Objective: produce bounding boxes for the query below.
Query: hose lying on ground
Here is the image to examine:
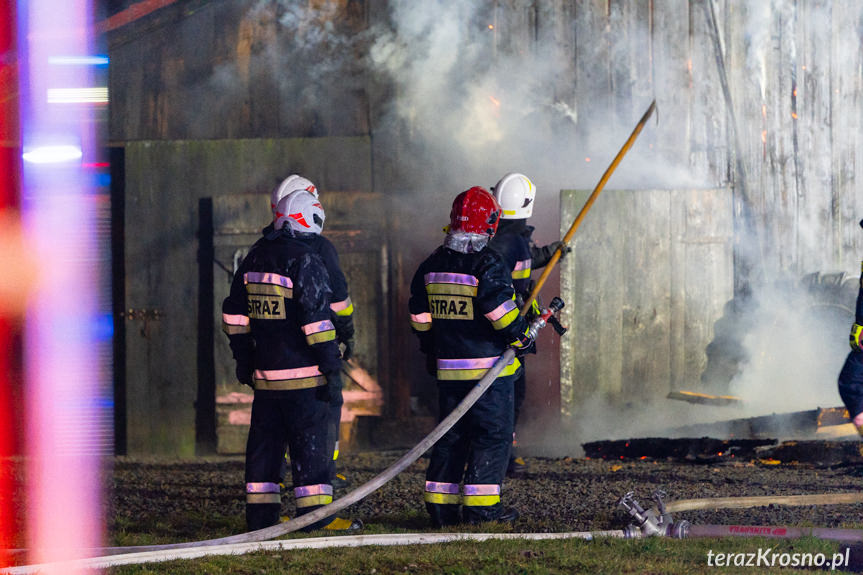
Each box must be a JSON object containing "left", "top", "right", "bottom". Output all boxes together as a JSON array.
[
  {"left": 667, "top": 492, "right": 863, "bottom": 513},
  {"left": 0, "top": 530, "right": 628, "bottom": 574}
]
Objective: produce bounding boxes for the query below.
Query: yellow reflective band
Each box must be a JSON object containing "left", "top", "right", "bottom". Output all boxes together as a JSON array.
[
  {"left": 246, "top": 493, "right": 281, "bottom": 504},
  {"left": 490, "top": 307, "right": 519, "bottom": 330},
  {"left": 437, "top": 357, "right": 520, "bottom": 381},
  {"left": 462, "top": 494, "right": 501, "bottom": 507},
  {"left": 254, "top": 376, "right": 326, "bottom": 390},
  {"left": 306, "top": 330, "right": 336, "bottom": 345},
  {"left": 851, "top": 323, "right": 863, "bottom": 351},
  {"left": 424, "top": 492, "right": 461, "bottom": 504},
  {"left": 222, "top": 323, "right": 251, "bottom": 335},
  {"left": 334, "top": 302, "right": 354, "bottom": 316},
  {"left": 511, "top": 268, "right": 531, "bottom": 280},
  {"left": 410, "top": 320, "right": 432, "bottom": 332},
  {"left": 426, "top": 283, "right": 478, "bottom": 297},
  {"left": 502, "top": 209, "right": 517, "bottom": 216},
  {"left": 247, "top": 283, "right": 293, "bottom": 299},
  {"left": 296, "top": 494, "right": 333, "bottom": 508}
]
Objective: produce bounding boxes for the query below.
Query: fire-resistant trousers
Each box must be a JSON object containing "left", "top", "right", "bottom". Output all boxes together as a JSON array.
[
  {"left": 424, "top": 372, "right": 516, "bottom": 526},
  {"left": 839, "top": 350, "right": 863, "bottom": 419},
  {"left": 244, "top": 387, "right": 331, "bottom": 531}
]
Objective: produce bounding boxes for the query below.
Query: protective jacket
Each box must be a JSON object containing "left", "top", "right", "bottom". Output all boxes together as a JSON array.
[
  {"left": 409, "top": 244, "right": 530, "bottom": 380},
  {"left": 222, "top": 231, "right": 341, "bottom": 390},
  {"left": 262, "top": 223, "right": 355, "bottom": 344},
  {"left": 409, "top": 240, "right": 530, "bottom": 526},
  {"left": 838, "top": 261, "right": 863, "bottom": 417},
  {"left": 490, "top": 219, "right": 557, "bottom": 300}
]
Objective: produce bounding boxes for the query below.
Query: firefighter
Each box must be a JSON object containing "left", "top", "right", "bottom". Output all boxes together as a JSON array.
[
  {"left": 409, "top": 186, "right": 533, "bottom": 527},
  {"left": 489, "top": 173, "right": 566, "bottom": 477},
  {"left": 838, "top": 220, "right": 863, "bottom": 435},
  {"left": 269, "top": 175, "right": 356, "bottom": 490},
  {"left": 222, "top": 190, "right": 361, "bottom": 532}
]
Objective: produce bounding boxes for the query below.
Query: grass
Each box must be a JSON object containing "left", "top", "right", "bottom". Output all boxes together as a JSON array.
[{"left": 106, "top": 535, "right": 858, "bottom": 574}]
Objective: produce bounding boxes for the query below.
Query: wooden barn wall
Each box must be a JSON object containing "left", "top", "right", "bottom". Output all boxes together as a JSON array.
[
  {"left": 107, "top": 0, "right": 863, "bottom": 451},
  {"left": 123, "top": 137, "right": 372, "bottom": 455}
]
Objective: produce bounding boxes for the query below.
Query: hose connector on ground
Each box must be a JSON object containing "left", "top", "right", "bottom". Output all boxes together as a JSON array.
[{"left": 618, "top": 491, "right": 689, "bottom": 539}]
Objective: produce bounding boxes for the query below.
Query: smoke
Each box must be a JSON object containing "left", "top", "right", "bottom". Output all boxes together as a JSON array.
[{"left": 213, "top": 1, "right": 857, "bottom": 451}]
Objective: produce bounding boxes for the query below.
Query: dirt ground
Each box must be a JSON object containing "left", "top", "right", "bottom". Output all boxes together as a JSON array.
[{"left": 108, "top": 448, "right": 863, "bottom": 543}]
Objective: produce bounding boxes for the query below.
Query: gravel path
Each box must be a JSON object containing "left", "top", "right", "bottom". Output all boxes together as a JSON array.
[{"left": 108, "top": 450, "right": 863, "bottom": 541}]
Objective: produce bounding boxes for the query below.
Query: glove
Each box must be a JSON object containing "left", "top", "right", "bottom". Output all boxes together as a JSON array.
[
  {"left": 340, "top": 337, "right": 356, "bottom": 361},
  {"left": 317, "top": 371, "right": 343, "bottom": 403},
  {"left": 235, "top": 363, "right": 254, "bottom": 387},
  {"left": 549, "top": 241, "right": 571, "bottom": 260},
  {"left": 510, "top": 330, "right": 535, "bottom": 357},
  {"left": 850, "top": 323, "right": 862, "bottom": 352}
]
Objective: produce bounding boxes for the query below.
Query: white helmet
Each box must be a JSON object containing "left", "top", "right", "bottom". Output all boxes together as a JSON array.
[
  {"left": 270, "top": 174, "right": 318, "bottom": 216},
  {"left": 492, "top": 173, "right": 536, "bottom": 219},
  {"left": 274, "top": 190, "right": 325, "bottom": 235}
]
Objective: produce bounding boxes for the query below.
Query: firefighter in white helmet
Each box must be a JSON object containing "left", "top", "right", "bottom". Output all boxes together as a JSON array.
[
  {"left": 222, "top": 190, "right": 361, "bottom": 532},
  {"left": 268, "top": 175, "right": 356, "bottom": 491},
  {"left": 489, "top": 173, "right": 567, "bottom": 477}
]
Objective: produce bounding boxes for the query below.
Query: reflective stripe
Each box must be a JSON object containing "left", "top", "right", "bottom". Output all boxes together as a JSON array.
[
  {"left": 222, "top": 323, "right": 251, "bottom": 335},
  {"left": 245, "top": 272, "right": 293, "bottom": 298},
  {"left": 246, "top": 482, "right": 281, "bottom": 505},
  {"left": 425, "top": 481, "right": 460, "bottom": 494},
  {"left": 245, "top": 271, "right": 293, "bottom": 288},
  {"left": 246, "top": 482, "right": 281, "bottom": 493},
  {"left": 485, "top": 300, "right": 519, "bottom": 330},
  {"left": 330, "top": 297, "right": 354, "bottom": 316},
  {"left": 509, "top": 326, "right": 532, "bottom": 349},
  {"left": 424, "top": 492, "right": 461, "bottom": 504},
  {"left": 254, "top": 366, "right": 326, "bottom": 390},
  {"left": 333, "top": 440, "right": 339, "bottom": 461},
  {"left": 302, "top": 320, "right": 336, "bottom": 345},
  {"left": 426, "top": 283, "right": 477, "bottom": 297},
  {"left": 512, "top": 259, "right": 531, "bottom": 280},
  {"left": 294, "top": 484, "right": 333, "bottom": 498},
  {"left": 410, "top": 312, "right": 433, "bottom": 332},
  {"left": 223, "top": 313, "right": 250, "bottom": 326},
  {"left": 246, "top": 492, "right": 281, "bottom": 504},
  {"left": 462, "top": 494, "right": 501, "bottom": 506},
  {"left": 303, "top": 320, "right": 335, "bottom": 335},
  {"left": 463, "top": 484, "right": 500, "bottom": 496},
  {"left": 296, "top": 494, "right": 333, "bottom": 508},
  {"left": 424, "top": 272, "right": 478, "bottom": 287},
  {"left": 436, "top": 356, "right": 520, "bottom": 381}
]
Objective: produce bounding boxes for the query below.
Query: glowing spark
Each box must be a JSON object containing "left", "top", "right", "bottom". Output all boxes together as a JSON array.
[
  {"left": 762, "top": 105, "right": 767, "bottom": 117},
  {"left": 687, "top": 59, "right": 692, "bottom": 72},
  {"left": 585, "top": 157, "right": 591, "bottom": 162},
  {"left": 488, "top": 95, "right": 500, "bottom": 107},
  {"left": 761, "top": 130, "right": 767, "bottom": 143},
  {"left": 791, "top": 112, "right": 798, "bottom": 119},
  {"left": 22, "top": 145, "right": 83, "bottom": 164},
  {"left": 488, "top": 24, "right": 494, "bottom": 30}
]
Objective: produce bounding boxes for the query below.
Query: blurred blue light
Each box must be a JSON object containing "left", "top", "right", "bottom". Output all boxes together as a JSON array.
[{"left": 48, "top": 55, "right": 109, "bottom": 66}]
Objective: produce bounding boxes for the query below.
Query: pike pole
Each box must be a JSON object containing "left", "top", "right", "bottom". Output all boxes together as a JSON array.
[{"left": 519, "top": 100, "right": 657, "bottom": 316}]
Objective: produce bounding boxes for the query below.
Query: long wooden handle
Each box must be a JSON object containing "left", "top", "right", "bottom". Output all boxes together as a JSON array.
[{"left": 519, "top": 100, "right": 657, "bottom": 315}]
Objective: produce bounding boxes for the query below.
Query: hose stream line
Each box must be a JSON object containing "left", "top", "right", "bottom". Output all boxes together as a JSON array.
[
  {"left": 1, "top": 530, "right": 629, "bottom": 574},
  {"left": 94, "top": 348, "right": 519, "bottom": 555},
  {"left": 666, "top": 492, "right": 863, "bottom": 513},
  {"left": 519, "top": 99, "right": 656, "bottom": 316}
]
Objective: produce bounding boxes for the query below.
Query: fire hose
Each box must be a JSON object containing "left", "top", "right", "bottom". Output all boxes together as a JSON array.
[
  {"left": 7, "top": 489, "right": 863, "bottom": 573},
  {"left": 3, "top": 102, "right": 656, "bottom": 570}
]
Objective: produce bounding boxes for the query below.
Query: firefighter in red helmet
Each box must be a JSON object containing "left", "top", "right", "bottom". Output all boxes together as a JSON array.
[{"left": 409, "top": 186, "right": 533, "bottom": 527}]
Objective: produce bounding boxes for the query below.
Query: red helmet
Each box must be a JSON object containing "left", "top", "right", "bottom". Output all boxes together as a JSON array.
[{"left": 449, "top": 186, "right": 501, "bottom": 236}]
